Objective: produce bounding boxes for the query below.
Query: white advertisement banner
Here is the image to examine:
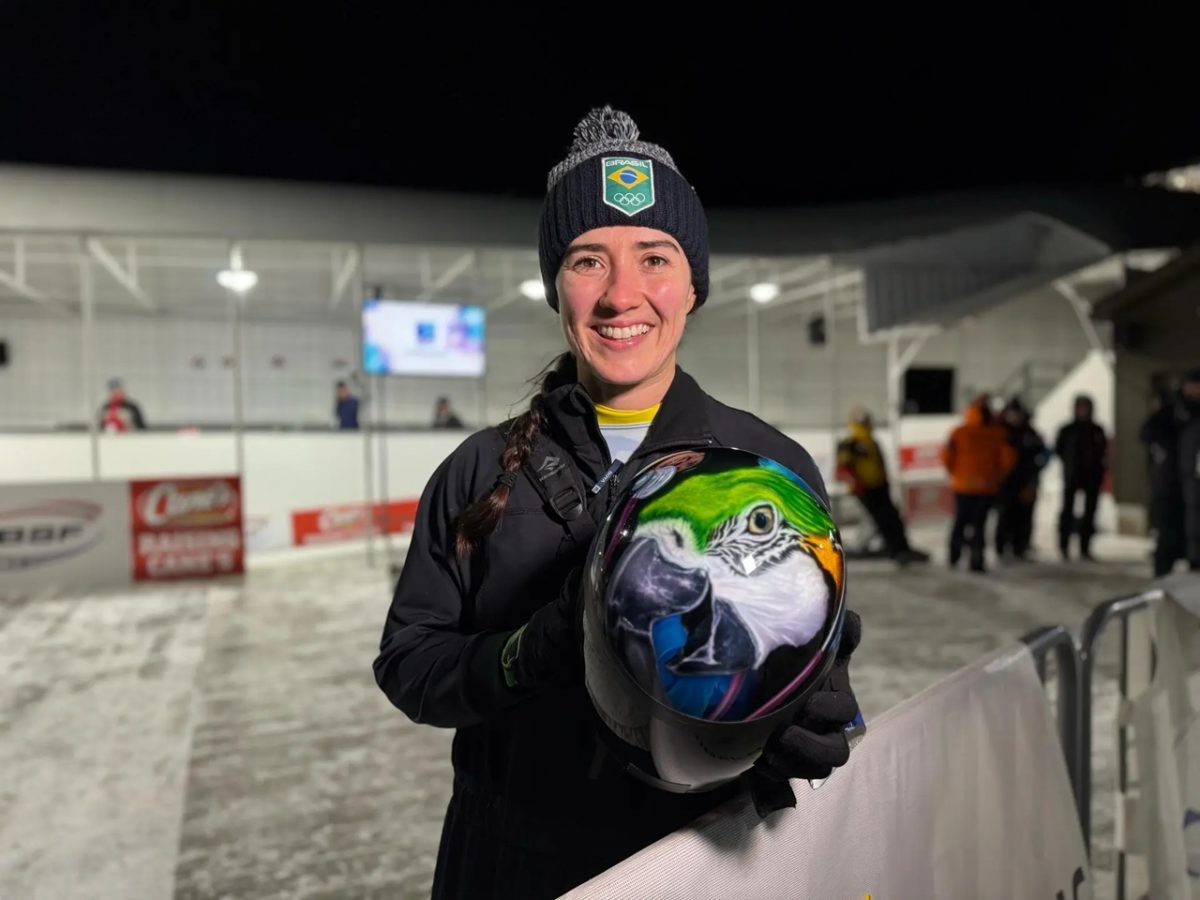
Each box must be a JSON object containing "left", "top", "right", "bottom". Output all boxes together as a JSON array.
[
  {"left": 0, "top": 481, "right": 132, "bottom": 594},
  {"left": 566, "top": 645, "right": 1090, "bottom": 900}
]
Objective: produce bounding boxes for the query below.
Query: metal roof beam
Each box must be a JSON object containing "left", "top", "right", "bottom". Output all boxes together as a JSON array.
[
  {"left": 86, "top": 237, "right": 157, "bottom": 310},
  {"left": 329, "top": 246, "right": 359, "bottom": 309}
]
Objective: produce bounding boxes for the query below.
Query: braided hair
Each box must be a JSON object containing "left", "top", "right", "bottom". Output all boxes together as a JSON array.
[{"left": 454, "top": 351, "right": 578, "bottom": 559}]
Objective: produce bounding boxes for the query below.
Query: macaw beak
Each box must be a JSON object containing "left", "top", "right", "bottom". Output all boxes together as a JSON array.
[
  {"left": 609, "top": 536, "right": 710, "bottom": 633},
  {"left": 608, "top": 536, "right": 757, "bottom": 676}
]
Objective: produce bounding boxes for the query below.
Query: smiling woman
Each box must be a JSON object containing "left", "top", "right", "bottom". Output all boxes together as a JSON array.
[
  {"left": 558, "top": 227, "right": 696, "bottom": 409},
  {"left": 373, "top": 106, "right": 863, "bottom": 900}
]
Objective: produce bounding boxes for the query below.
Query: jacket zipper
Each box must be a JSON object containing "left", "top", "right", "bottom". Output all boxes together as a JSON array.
[{"left": 607, "top": 435, "right": 716, "bottom": 507}]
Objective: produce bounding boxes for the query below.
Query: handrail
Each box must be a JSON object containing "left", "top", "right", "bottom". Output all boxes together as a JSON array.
[
  {"left": 1021, "top": 624, "right": 1084, "bottom": 827},
  {"left": 1077, "top": 588, "right": 1166, "bottom": 899}
]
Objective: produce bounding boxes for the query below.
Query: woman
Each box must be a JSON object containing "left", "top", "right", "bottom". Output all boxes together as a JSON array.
[{"left": 374, "top": 106, "right": 863, "bottom": 899}]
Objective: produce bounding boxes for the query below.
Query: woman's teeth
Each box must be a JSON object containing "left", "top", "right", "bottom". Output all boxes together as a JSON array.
[{"left": 597, "top": 324, "right": 650, "bottom": 340}]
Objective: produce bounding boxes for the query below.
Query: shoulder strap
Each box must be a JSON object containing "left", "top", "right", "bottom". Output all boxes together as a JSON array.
[{"left": 523, "top": 434, "right": 595, "bottom": 548}]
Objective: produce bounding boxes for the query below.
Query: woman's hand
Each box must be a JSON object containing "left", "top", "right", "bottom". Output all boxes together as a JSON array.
[
  {"left": 748, "top": 610, "right": 863, "bottom": 816},
  {"left": 501, "top": 567, "right": 585, "bottom": 690}
]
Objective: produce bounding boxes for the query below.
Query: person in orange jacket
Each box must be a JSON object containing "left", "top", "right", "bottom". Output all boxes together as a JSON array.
[{"left": 941, "top": 396, "right": 1017, "bottom": 572}]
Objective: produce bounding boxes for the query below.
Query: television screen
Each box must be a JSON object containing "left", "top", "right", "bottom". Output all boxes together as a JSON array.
[{"left": 362, "top": 300, "right": 486, "bottom": 377}]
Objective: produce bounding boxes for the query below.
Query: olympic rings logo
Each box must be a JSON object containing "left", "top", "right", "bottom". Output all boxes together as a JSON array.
[{"left": 612, "top": 192, "right": 648, "bottom": 206}]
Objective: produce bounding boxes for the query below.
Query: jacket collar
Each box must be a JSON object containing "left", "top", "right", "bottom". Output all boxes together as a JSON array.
[{"left": 541, "top": 365, "right": 714, "bottom": 471}]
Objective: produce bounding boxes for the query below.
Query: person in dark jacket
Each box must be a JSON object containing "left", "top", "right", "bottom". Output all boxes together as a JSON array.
[
  {"left": 432, "top": 396, "right": 465, "bottom": 429},
  {"left": 836, "top": 406, "right": 928, "bottom": 564},
  {"left": 1054, "top": 394, "right": 1108, "bottom": 561},
  {"left": 334, "top": 381, "right": 359, "bottom": 430},
  {"left": 994, "top": 397, "right": 1048, "bottom": 560},
  {"left": 1180, "top": 367, "right": 1200, "bottom": 571},
  {"left": 1139, "top": 389, "right": 1185, "bottom": 576},
  {"left": 372, "top": 107, "right": 863, "bottom": 900}
]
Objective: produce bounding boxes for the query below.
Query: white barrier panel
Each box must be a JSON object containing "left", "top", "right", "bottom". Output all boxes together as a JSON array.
[
  {"left": 0, "top": 477, "right": 245, "bottom": 593},
  {"left": 1126, "top": 574, "right": 1200, "bottom": 899},
  {"left": 565, "top": 645, "right": 1090, "bottom": 900},
  {"left": 0, "top": 427, "right": 953, "bottom": 553},
  {"left": 0, "top": 481, "right": 132, "bottom": 592},
  {"left": 0, "top": 433, "right": 466, "bottom": 553}
]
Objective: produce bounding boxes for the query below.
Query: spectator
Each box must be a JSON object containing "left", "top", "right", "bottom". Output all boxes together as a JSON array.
[
  {"left": 1140, "top": 388, "right": 1185, "bottom": 575},
  {"left": 1179, "top": 367, "right": 1200, "bottom": 571},
  {"left": 98, "top": 378, "right": 146, "bottom": 432},
  {"left": 994, "top": 397, "right": 1048, "bottom": 561},
  {"left": 432, "top": 396, "right": 464, "bottom": 429},
  {"left": 335, "top": 381, "right": 360, "bottom": 430},
  {"left": 942, "top": 395, "right": 1015, "bottom": 573},
  {"left": 836, "top": 406, "right": 929, "bottom": 565},
  {"left": 1054, "top": 394, "right": 1107, "bottom": 561}
]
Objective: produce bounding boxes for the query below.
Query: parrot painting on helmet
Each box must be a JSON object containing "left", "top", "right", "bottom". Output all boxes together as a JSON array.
[{"left": 602, "top": 454, "right": 845, "bottom": 723}]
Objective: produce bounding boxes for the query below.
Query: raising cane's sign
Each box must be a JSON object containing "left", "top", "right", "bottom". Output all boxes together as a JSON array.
[{"left": 129, "top": 477, "right": 244, "bottom": 580}]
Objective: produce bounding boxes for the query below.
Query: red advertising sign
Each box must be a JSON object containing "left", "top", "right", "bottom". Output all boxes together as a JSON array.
[
  {"left": 129, "top": 477, "right": 243, "bottom": 580},
  {"left": 291, "top": 499, "right": 418, "bottom": 546},
  {"left": 899, "top": 443, "right": 945, "bottom": 472},
  {"left": 903, "top": 482, "right": 956, "bottom": 520}
]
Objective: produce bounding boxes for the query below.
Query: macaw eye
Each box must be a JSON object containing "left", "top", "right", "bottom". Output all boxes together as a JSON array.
[{"left": 747, "top": 504, "right": 775, "bottom": 535}]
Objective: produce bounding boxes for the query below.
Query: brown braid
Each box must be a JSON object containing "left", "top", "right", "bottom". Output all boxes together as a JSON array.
[{"left": 455, "top": 352, "right": 578, "bottom": 559}]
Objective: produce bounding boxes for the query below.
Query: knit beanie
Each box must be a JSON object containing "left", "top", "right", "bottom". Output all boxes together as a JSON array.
[{"left": 537, "top": 106, "right": 709, "bottom": 312}]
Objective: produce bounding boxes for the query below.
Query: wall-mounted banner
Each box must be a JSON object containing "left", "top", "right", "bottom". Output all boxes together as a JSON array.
[
  {"left": 899, "top": 442, "right": 945, "bottom": 471},
  {"left": 904, "top": 482, "right": 956, "bottom": 519},
  {"left": 291, "top": 499, "right": 417, "bottom": 546},
  {"left": 129, "top": 476, "right": 243, "bottom": 581}
]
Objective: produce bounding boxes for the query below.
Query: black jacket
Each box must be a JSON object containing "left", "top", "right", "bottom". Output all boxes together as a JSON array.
[
  {"left": 1181, "top": 406, "right": 1200, "bottom": 564},
  {"left": 1139, "top": 405, "right": 1182, "bottom": 503},
  {"left": 373, "top": 368, "right": 828, "bottom": 890},
  {"left": 1055, "top": 420, "right": 1107, "bottom": 487},
  {"left": 1001, "top": 422, "right": 1048, "bottom": 493}
]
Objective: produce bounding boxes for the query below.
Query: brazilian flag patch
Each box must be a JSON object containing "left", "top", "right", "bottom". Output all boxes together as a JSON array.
[{"left": 602, "top": 157, "right": 655, "bottom": 217}]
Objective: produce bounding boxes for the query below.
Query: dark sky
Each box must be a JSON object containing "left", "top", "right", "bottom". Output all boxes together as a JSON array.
[{"left": 2, "top": 5, "right": 1196, "bottom": 208}]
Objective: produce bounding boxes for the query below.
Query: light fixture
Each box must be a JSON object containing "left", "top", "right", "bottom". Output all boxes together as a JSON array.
[
  {"left": 749, "top": 282, "right": 780, "bottom": 304},
  {"left": 520, "top": 278, "right": 546, "bottom": 300},
  {"left": 217, "top": 245, "right": 258, "bottom": 294},
  {"left": 217, "top": 269, "right": 259, "bottom": 293}
]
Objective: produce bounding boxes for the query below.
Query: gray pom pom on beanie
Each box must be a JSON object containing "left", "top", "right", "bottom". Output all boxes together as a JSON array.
[{"left": 537, "top": 106, "right": 709, "bottom": 312}]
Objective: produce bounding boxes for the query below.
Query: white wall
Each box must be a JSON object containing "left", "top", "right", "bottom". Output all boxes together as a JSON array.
[
  {"left": 913, "top": 285, "right": 1093, "bottom": 407},
  {"left": 0, "top": 282, "right": 1096, "bottom": 431},
  {"left": 0, "top": 419, "right": 968, "bottom": 565}
]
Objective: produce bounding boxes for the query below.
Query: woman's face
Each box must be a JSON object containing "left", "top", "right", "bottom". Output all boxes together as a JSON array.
[{"left": 556, "top": 226, "right": 696, "bottom": 406}]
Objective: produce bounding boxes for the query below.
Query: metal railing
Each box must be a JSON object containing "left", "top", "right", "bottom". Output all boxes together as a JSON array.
[
  {"left": 1078, "top": 588, "right": 1166, "bottom": 900},
  {"left": 1021, "top": 624, "right": 1084, "bottom": 827}
]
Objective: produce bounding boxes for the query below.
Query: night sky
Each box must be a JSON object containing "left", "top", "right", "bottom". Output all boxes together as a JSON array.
[{"left": 2, "top": 4, "right": 1196, "bottom": 208}]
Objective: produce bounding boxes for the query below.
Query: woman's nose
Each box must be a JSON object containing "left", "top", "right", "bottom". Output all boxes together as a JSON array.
[{"left": 599, "top": 262, "right": 642, "bottom": 312}]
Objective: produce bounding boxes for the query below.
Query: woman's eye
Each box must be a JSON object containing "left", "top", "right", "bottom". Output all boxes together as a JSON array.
[
  {"left": 747, "top": 504, "right": 775, "bottom": 534},
  {"left": 569, "top": 256, "right": 601, "bottom": 271},
  {"left": 643, "top": 255, "right": 668, "bottom": 268}
]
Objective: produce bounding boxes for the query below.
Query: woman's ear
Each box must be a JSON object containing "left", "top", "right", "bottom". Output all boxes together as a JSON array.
[{"left": 685, "top": 284, "right": 698, "bottom": 316}]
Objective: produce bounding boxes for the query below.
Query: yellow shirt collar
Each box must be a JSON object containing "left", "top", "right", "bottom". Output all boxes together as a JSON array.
[{"left": 594, "top": 402, "right": 660, "bottom": 427}]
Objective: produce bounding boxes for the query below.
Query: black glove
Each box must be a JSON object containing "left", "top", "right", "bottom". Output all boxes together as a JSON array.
[
  {"left": 501, "top": 567, "right": 585, "bottom": 690},
  {"left": 748, "top": 609, "right": 862, "bottom": 817}
]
